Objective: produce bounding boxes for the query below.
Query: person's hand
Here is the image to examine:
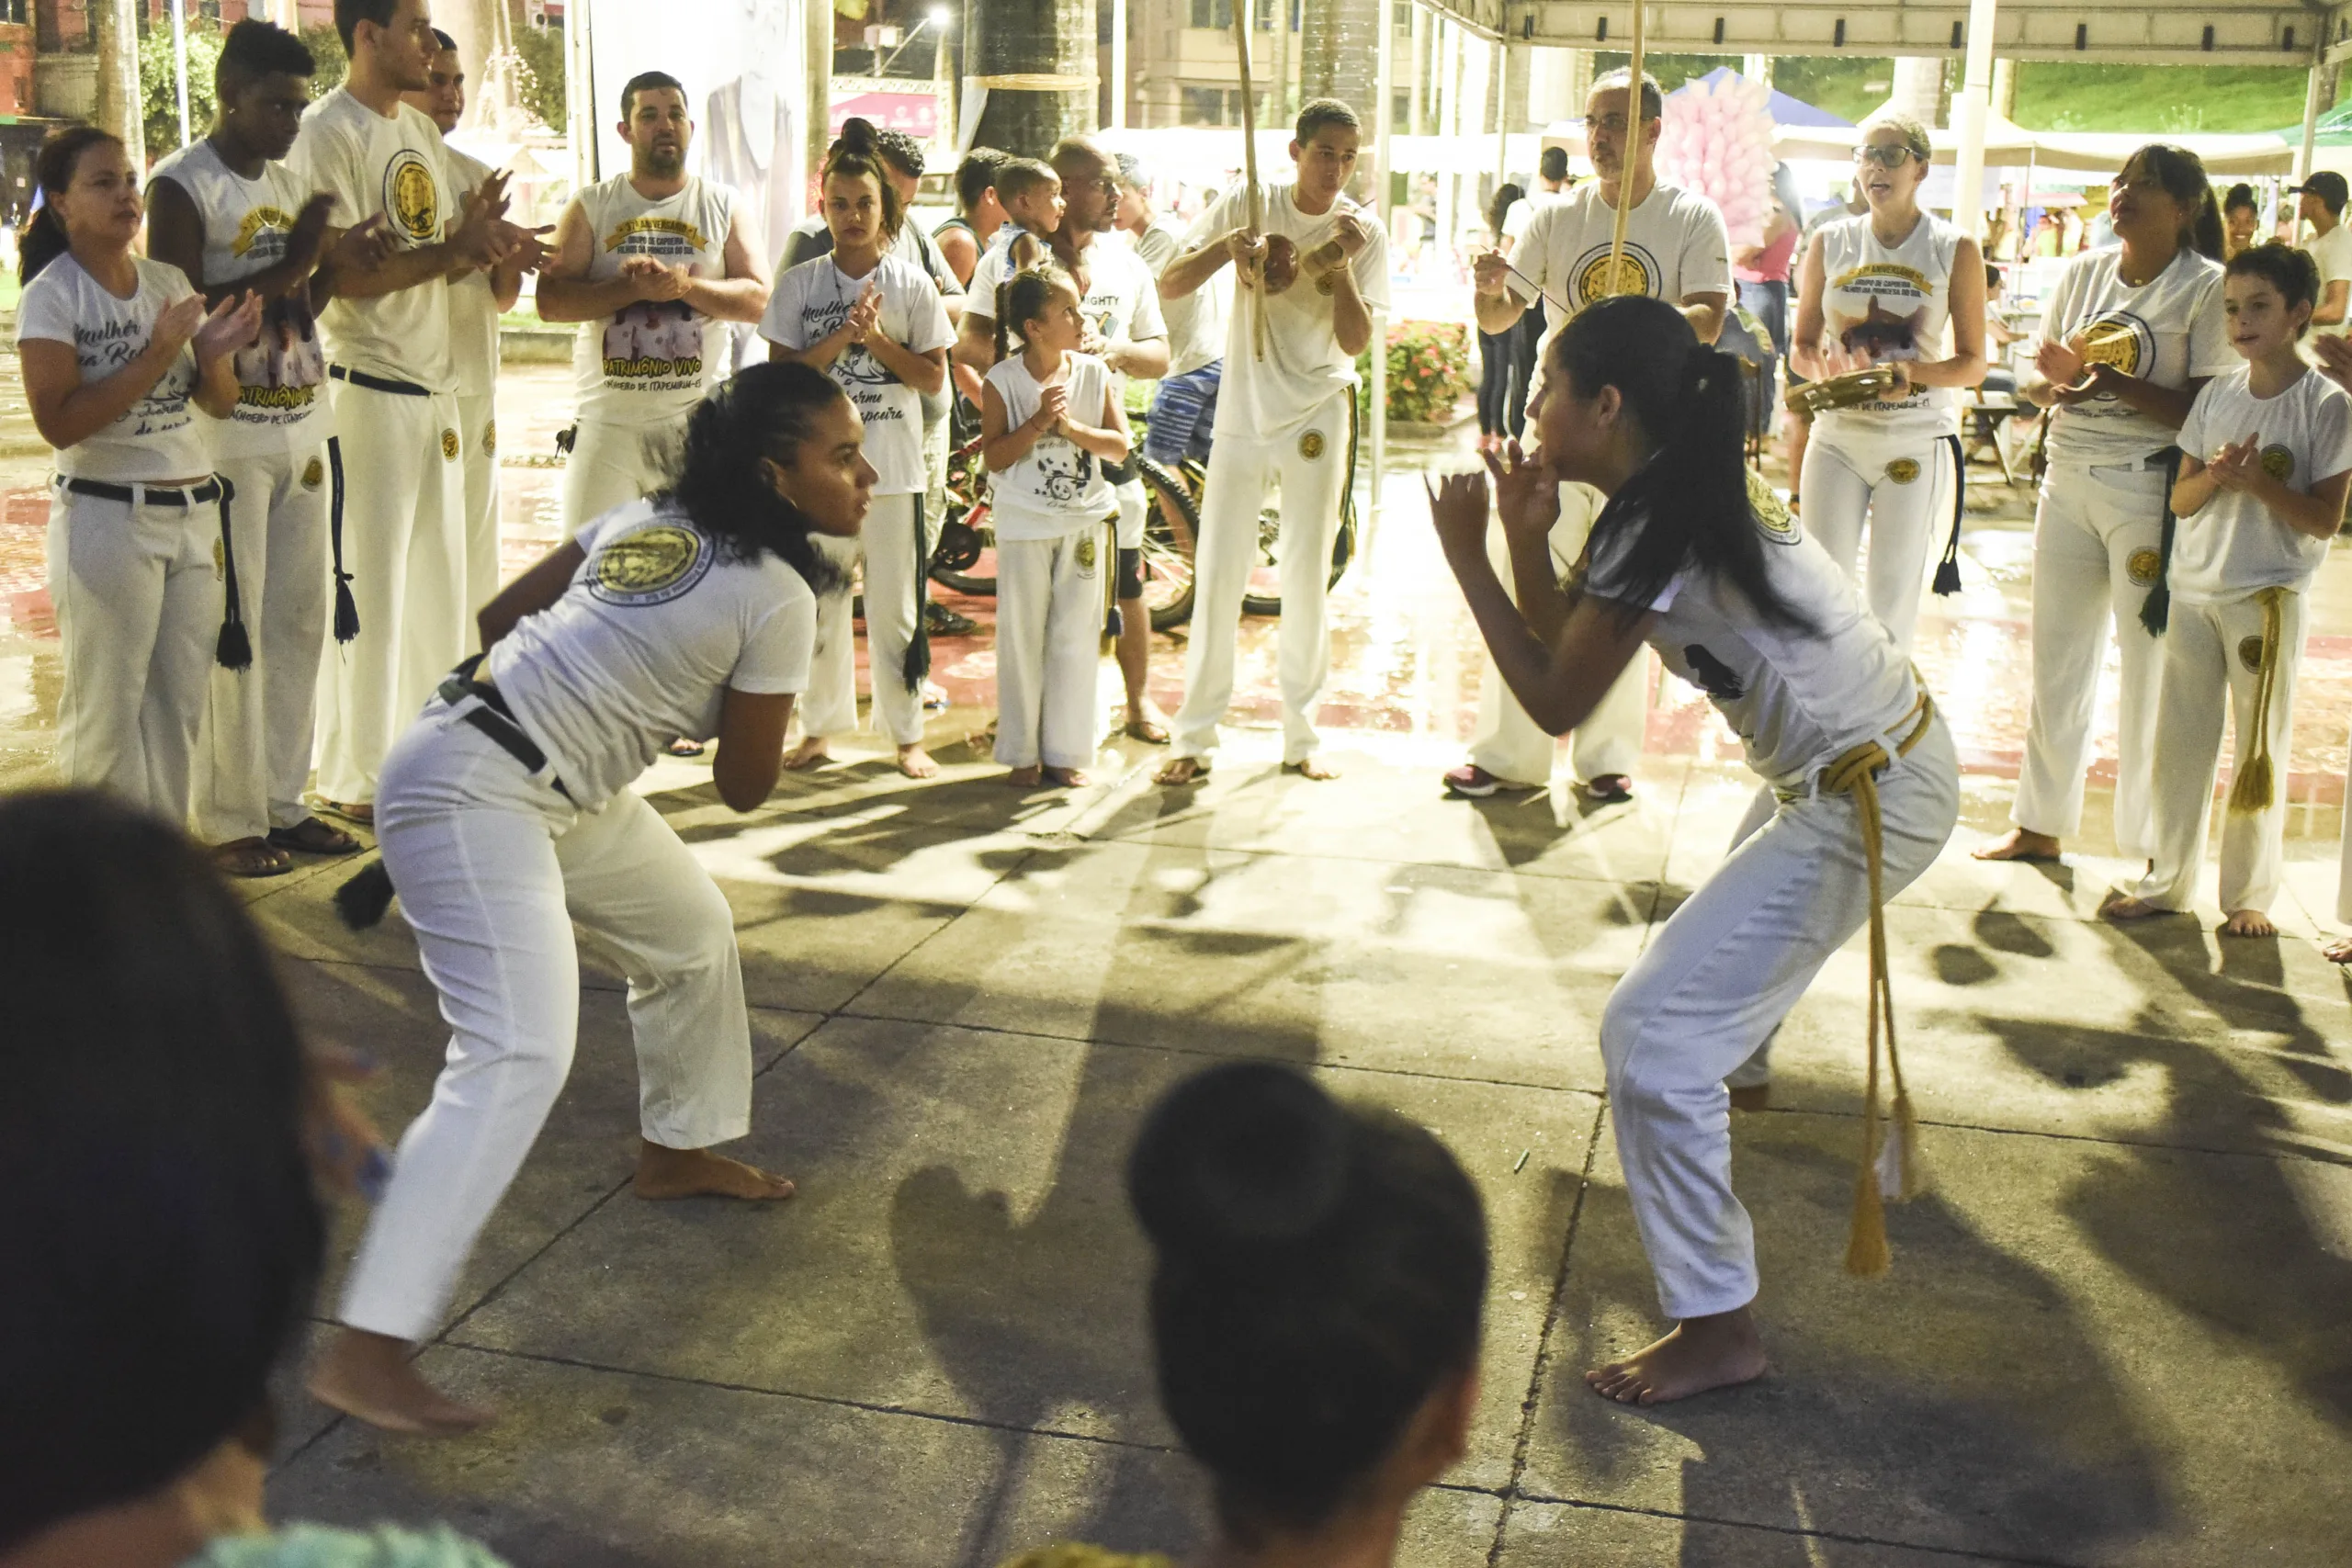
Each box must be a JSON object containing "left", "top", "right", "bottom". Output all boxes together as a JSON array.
[
  {"left": 2209, "top": 436, "right": 2261, "bottom": 492},
  {"left": 149, "top": 291, "right": 210, "bottom": 358},
  {"left": 1331, "top": 210, "right": 1372, "bottom": 259},
  {"left": 843, "top": 280, "right": 882, "bottom": 344},
  {"left": 1034, "top": 381, "right": 1069, "bottom": 431},
  {"left": 326, "top": 212, "right": 395, "bottom": 277},
  {"left": 285, "top": 191, "right": 338, "bottom": 271},
  {"left": 1077, "top": 321, "right": 1111, "bottom": 358},
  {"left": 192, "top": 290, "right": 264, "bottom": 365},
  {"left": 446, "top": 171, "right": 514, "bottom": 268},
  {"left": 1486, "top": 439, "right": 1560, "bottom": 547},
  {"left": 2036, "top": 335, "right": 2085, "bottom": 388},
  {"left": 1225, "top": 228, "right": 1267, "bottom": 276},
  {"left": 1875, "top": 359, "right": 1913, "bottom": 400},
  {"left": 1426, "top": 468, "right": 1495, "bottom": 565},
  {"left": 1472, "top": 247, "right": 1510, "bottom": 297},
  {"left": 303, "top": 1043, "right": 393, "bottom": 1201},
  {"left": 2313, "top": 332, "right": 2352, "bottom": 392},
  {"left": 623, "top": 254, "right": 689, "bottom": 300},
  {"left": 489, "top": 220, "right": 553, "bottom": 274}
]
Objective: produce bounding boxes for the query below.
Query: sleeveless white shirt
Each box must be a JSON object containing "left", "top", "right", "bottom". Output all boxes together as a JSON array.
[
  {"left": 1814, "top": 211, "right": 1962, "bottom": 442},
  {"left": 570, "top": 173, "right": 740, "bottom": 426}
]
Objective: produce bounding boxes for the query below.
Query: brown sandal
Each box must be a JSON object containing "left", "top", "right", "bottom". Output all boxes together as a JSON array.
[{"left": 268, "top": 817, "right": 363, "bottom": 856}]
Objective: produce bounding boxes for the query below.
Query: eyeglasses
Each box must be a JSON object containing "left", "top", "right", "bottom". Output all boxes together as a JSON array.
[
  {"left": 1589, "top": 114, "right": 1633, "bottom": 137},
  {"left": 1854, "top": 144, "right": 1920, "bottom": 170}
]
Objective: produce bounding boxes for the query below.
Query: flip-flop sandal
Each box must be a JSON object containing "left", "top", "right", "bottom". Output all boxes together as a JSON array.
[
  {"left": 213, "top": 838, "right": 294, "bottom": 879},
  {"left": 1155, "top": 761, "right": 1212, "bottom": 785},
  {"left": 1580, "top": 775, "right": 1634, "bottom": 804},
  {"left": 1123, "top": 718, "right": 1171, "bottom": 745},
  {"left": 268, "top": 818, "right": 362, "bottom": 856},
  {"left": 318, "top": 798, "right": 375, "bottom": 826},
  {"left": 667, "top": 738, "right": 707, "bottom": 758}
]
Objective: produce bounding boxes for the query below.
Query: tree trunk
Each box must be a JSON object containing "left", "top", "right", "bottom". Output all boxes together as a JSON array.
[
  {"left": 440, "top": 0, "right": 526, "bottom": 129},
  {"left": 965, "top": 0, "right": 1096, "bottom": 156},
  {"left": 1299, "top": 0, "right": 1378, "bottom": 124},
  {"left": 94, "top": 0, "right": 141, "bottom": 169}
]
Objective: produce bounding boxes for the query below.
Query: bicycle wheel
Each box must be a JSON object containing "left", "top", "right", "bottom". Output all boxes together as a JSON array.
[
  {"left": 930, "top": 501, "right": 998, "bottom": 596},
  {"left": 1135, "top": 455, "right": 1198, "bottom": 630}
]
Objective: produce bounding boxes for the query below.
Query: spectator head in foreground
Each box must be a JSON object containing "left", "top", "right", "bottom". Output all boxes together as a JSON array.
[{"left": 1127, "top": 1063, "right": 1488, "bottom": 1555}]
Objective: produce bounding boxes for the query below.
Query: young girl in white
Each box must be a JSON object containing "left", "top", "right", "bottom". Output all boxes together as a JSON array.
[
  {"left": 1431, "top": 296, "right": 1960, "bottom": 1405},
  {"left": 2105, "top": 244, "right": 2352, "bottom": 936},
  {"left": 1978, "top": 145, "right": 2229, "bottom": 865},
  {"left": 1791, "top": 113, "right": 1987, "bottom": 654},
  {"left": 15, "top": 126, "right": 259, "bottom": 823},
  {"left": 307, "top": 362, "right": 863, "bottom": 1437},
  {"left": 980, "top": 265, "right": 1130, "bottom": 787},
  {"left": 760, "top": 120, "right": 953, "bottom": 779}
]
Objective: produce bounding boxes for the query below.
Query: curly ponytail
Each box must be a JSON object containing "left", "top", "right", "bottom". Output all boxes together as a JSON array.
[
  {"left": 660, "top": 362, "right": 849, "bottom": 594},
  {"left": 822, "top": 116, "right": 905, "bottom": 245},
  {"left": 19, "top": 126, "right": 121, "bottom": 283}
]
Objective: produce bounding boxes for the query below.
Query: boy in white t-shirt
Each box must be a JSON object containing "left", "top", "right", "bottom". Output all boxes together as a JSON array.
[{"left": 2106, "top": 244, "right": 2352, "bottom": 937}]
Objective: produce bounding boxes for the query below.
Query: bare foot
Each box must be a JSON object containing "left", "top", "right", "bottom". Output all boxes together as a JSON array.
[
  {"left": 897, "top": 743, "right": 940, "bottom": 780},
  {"left": 784, "top": 738, "right": 831, "bottom": 772},
  {"left": 2325, "top": 937, "right": 2352, "bottom": 964},
  {"left": 2222, "top": 908, "right": 2277, "bottom": 937},
  {"left": 1727, "top": 1083, "right": 1771, "bottom": 1111},
  {"left": 1973, "top": 827, "right": 2061, "bottom": 863},
  {"left": 1283, "top": 755, "right": 1340, "bottom": 781},
  {"left": 1585, "top": 1309, "right": 1768, "bottom": 1405},
  {"left": 1155, "top": 756, "right": 1210, "bottom": 785},
  {"left": 1005, "top": 763, "right": 1044, "bottom": 787},
  {"left": 1042, "top": 765, "right": 1091, "bottom": 788},
  {"left": 632, "top": 1141, "right": 797, "bottom": 1201},
  {"left": 308, "top": 1327, "right": 494, "bottom": 1435},
  {"left": 2100, "top": 892, "right": 2166, "bottom": 921}
]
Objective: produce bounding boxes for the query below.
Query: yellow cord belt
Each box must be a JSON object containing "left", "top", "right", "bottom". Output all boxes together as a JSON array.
[
  {"left": 1817, "top": 691, "right": 1937, "bottom": 1278},
  {"left": 2227, "top": 586, "right": 2289, "bottom": 818}
]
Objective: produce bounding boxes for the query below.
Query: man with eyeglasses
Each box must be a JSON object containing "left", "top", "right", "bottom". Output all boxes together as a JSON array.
[{"left": 1454, "top": 66, "right": 1730, "bottom": 807}]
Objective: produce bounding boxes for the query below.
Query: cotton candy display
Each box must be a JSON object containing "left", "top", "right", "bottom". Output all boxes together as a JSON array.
[{"left": 1656, "top": 73, "right": 1777, "bottom": 248}]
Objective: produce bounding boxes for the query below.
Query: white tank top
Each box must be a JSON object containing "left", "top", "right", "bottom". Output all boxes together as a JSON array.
[
  {"left": 1814, "top": 211, "right": 1962, "bottom": 441},
  {"left": 570, "top": 173, "right": 739, "bottom": 426},
  {"left": 983, "top": 351, "right": 1117, "bottom": 540},
  {"left": 148, "top": 139, "right": 333, "bottom": 459}
]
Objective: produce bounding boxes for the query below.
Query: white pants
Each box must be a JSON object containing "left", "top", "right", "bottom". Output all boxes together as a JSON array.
[
  {"left": 1601, "top": 714, "right": 1960, "bottom": 1321},
  {"left": 314, "top": 379, "right": 467, "bottom": 805},
  {"left": 45, "top": 480, "right": 224, "bottom": 820},
  {"left": 995, "top": 526, "right": 1110, "bottom": 769},
  {"left": 805, "top": 491, "right": 928, "bottom": 746},
  {"left": 458, "top": 391, "right": 500, "bottom": 630},
  {"left": 1801, "top": 424, "right": 1952, "bottom": 656},
  {"left": 2011, "top": 460, "right": 2168, "bottom": 857},
  {"left": 343, "top": 702, "right": 753, "bottom": 1342},
  {"left": 1467, "top": 481, "right": 1647, "bottom": 784},
  {"left": 561, "top": 415, "right": 677, "bottom": 536},
  {"left": 1114, "top": 474, "right": 1147, "bottom": 552},
  {"left": 2130, "top": 590, "right": 2302, "bottom": 915},
  {"left": 194, "top": 446, "right": 329, "bottom": 842},
  {"left": 1170, "top": 392, "right": 1351, "bottom": 763}
]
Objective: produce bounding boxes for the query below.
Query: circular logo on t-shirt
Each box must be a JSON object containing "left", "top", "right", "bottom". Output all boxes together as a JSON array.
[
  {"left": 1574, "top": 244, "right": 1657, "bottom": 306},
  {"left": 590, "top": 524, "right": 712, "bottom": 606},
  {"left": 1747, "top": 468, "right": 1800, "bottom": 544},
  {"left": 384, "top": 149, "right": 440, "bottom": 243},
  {"left": 1886, "top": 457, "right": 1922, "bottom": 485},
  {"left": 2239, "top": 635, "right": 2267, "bottom": 672},
  {"left": 2260, "top": 444, "right": 2294, "bottom": 480},
  {"left": 2127, "top": 547, "right": 2163, "bottom": 586},
  {"left": 2076, "top": 312, "right": 2150, "bottom": 380}
]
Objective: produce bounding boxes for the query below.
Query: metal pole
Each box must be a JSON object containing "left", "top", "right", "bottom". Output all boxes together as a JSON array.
[
  {"left": 1111, "top": 0, "right": 1129, "bottom": 129},
  {"left": 1371, "top": 0, "right": 1395, "bottom": 523},
  {"left": 1491, "top": 37, "right": 1506, "bottom": 197},
  {"left": 1950, "top": 0, "right": 1997, "bottom": 238},
  {"left": 2301, "top": 55, "right": 2326, "bottom": 188},
  {"left": 170, "top": 0, "right": 192, "bottom": 149}
]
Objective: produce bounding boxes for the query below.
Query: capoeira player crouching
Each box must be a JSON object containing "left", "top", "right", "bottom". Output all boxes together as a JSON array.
[
  {"left": 1151, "top": 97, "right": 1388, "bottom": 784},
  {"left": 307, "top": 363, "right": 863, "bottom": 1434},
  {"left": 1431, "top": 297, "right": 1960, "bottom": 1404}
]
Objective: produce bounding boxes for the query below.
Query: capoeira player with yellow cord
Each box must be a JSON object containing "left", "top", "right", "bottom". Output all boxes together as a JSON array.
[
  {"left": 1151, "top": 98, "right": 1387, "bottom": 785},
  {"left": 308, "top": 362, "right": 861, "bottom": 1435},
  {"left": 1976, "top": 146, "right": 2228, "bottom": 865},
  {"left": 1453, "top": 67, "right": 1729, "bottom": 805},
  {"left": 1430, "top": 296, "right": 1960, "bottom": 1404},
  {"left": 2103, "top": 243, "right": 2352, "bottom": 937}
]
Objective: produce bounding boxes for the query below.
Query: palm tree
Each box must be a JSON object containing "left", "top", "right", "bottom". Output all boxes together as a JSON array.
[{"left": 965, "top": 0, "right": 1097, "bottom": 155}]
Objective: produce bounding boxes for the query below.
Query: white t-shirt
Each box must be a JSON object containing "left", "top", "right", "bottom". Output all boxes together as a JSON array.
[
  {"left": 1133, "top": 217, "right": 1224, "bottom": 376},
  {"left": 571, "top": 172, "right": 740, "bottom": 425},
  {"left": 2039, "top": 244, "right": 2230, "bottom": 466},
  {"left": 1182, "top": 181, "right": 1391, "bottom": 438},
  {"left": 1813, "top": 211, "right": 1965, "bottom": 441},
  {"left": 149, "top": 140, "right": 333, "bottom": 458},
  {"left": 1583, "top": 479, "right": 1921, "bottom": 792},
  {"left": 2170, "top": 365, "right": 2352, "bottom": 602},
  {"left": 444, "top": 145, "right": 500, "bottom": 399},
  {"left": 17, "top": 254, "right": 208, "bottom": 480},
  {"left": 759, "top": 253, "right": 952, "bottom": 495},
  {"left": 489, "top": 499, "right": 818, "bottom": 808},
  {"left": 984, "top": 351, "right": 1117, "bottom": 539},
  {"left": 967, "top": 235, "right": 1166, "bottom": 392},
  {"left": 2305, "top": 223, "right": 2352, "bottom": 343},
  {"left": 285, "top": 89, "right": 460, "bottom": 390},
  {"left": 1509, "top": 179, "right": 1731, "bottom": 354}
]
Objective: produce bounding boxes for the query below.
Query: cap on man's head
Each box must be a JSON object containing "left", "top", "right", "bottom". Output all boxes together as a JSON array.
[{"left": 2291, "top": 171, "right": 2349, "bottom": 213}]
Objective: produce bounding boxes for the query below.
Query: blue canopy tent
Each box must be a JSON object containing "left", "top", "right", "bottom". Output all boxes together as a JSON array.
[{"left": 1672, "top": 66, "right": 1853, "bottom": 131}]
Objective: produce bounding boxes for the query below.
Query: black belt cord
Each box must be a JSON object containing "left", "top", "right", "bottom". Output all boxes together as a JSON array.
[
  {"left": 2138, "top": 446, "right": 2186, "bottom": 637},
  {"left": 327, "top": 435, "right": 359, "bottom": 642},
  {"left": 62, "top": 477, "right": 247, "bottom": 667},
  {"left": 1931, "top": 433, "right": 1967, "bottom": 596},
  {"left": 903, "top": 492, "right": 932, "bottom": 691}
]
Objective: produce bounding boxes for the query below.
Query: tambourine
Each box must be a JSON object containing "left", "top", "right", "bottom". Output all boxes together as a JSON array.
[{"left": 1783, "top": 364, "right": 1906, "bottom": 418}]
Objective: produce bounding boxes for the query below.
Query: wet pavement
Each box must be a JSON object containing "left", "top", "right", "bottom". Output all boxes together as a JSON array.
[{"left": 8, "top": 353, "right": 2352, "bottom": 1565}]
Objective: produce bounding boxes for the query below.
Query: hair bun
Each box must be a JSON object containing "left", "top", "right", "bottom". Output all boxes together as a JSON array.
[
  {"left": 1127, "top": 1063, "right": 1352, "bottom": 1267},
  {"left": 835, "top": 117, "right": 879, "bottom": 154}
]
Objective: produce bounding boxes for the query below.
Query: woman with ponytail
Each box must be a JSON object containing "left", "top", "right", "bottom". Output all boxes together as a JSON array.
[
  {"left": 760, "top": 117, "right": 953, "bottom": 779},
  {"left": 1430, "top": 296, "right": 1960, "bottom": 1404},
  {"left": 1977, "top": 143, "right": 2228, "bottom": 866},
  {"left": 307, "top": 363, "right": 863, "bottom": 1437},
  {"left": 15, "top": 125, "right": 259, "bottom": 828}
]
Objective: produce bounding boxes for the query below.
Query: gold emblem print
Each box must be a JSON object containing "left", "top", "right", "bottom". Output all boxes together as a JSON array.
[
  {"left": 2127, "top": 547, "right": 2162, "bottom": 586},
  {"left": 232, "top": 206, "right": 297, "bottom": 258},
  {"left": 1747, "top": 468, "right": 1799, "bottom": 543},
  {"left": 302, "top": 456, "right": 324, "bottom": 490},
  {"left": 2239, "top": 635, "right": 2267, "bottom": 672},
  {"left": 589, "top": 524, "right": 711, "bottom": 606},
  {"left": 1886, "top": 458, "right": 1922, "bottom": 485},
  {"left": 1577, "top": 252, "right": 1650, "bottom": 305},
  {"left": 2077, "top": 316, "right": 2143, "bottom": 378},
  {"left": 482, "top": 420, "right": 498, "bottom": 457},
  {"left": 1299, "top": 430, "right": 1327, "bottom": 461},
  {"left": 1075, "top": 535, "right": 1097, "bottom": 571},
  {"left": 385, "top": 150, "right": 439, "bottom": 243},
  {"left": 440, "top": 428, "right": 460, "bottom": 460},
  {"left": 2261, "top": 444, "right": 2294, "bottom": 480}
]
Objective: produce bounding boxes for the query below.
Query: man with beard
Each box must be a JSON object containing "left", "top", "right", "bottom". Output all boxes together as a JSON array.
[
  {"left": 956, "top": 137, "right": 1172, "bottom": 742},
  {"left": 537, "top": 70, "right": 771, "bottom": 534}
]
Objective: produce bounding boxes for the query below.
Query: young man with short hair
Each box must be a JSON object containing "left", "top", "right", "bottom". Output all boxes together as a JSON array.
[
  {"left": 2295, "top": 171, "right": 2352, "bottom": 339},
  {"left": 1153, "top": 98, "right": 1389, "bottom": 784},
  {"left": 536, "top": 70, "right": 770, "bottom": 532}
]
